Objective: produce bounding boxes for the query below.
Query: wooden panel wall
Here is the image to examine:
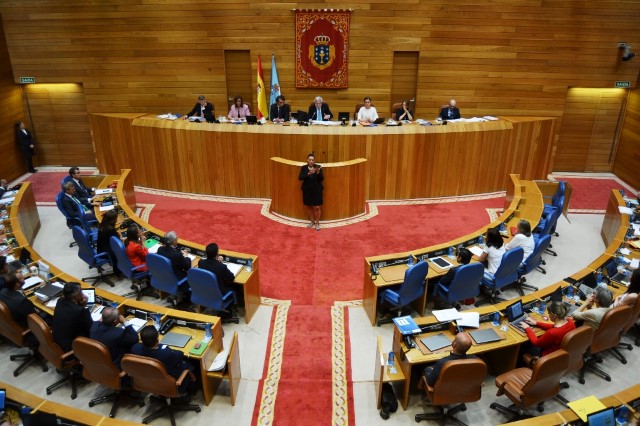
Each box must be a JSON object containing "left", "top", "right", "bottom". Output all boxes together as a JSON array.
[
  {"left": 0, "top": 1, "right": 638, "bottom": 173},
  {"left": 613, "top": 90, "right": 640, "bottom": 189},
  {"left": 0, "top": 18, "right": 28, "bottom": 181},
  {"left": 554, "top": 88, "right": 627, "bottom": 172},
  {"left": 22, "top": 84, "right": 94, "bottom": 166},
  {"left": 224, "top": 50, "right": 253, "bottom": 114},
  {"left": 390, "top": 52, "right": 418, "bottom": 115}
]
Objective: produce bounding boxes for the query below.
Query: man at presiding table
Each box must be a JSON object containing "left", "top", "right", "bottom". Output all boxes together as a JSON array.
[
  {"left": 439, "top": 99, "right": 461, "bottom": 120},
  {"left": 307, "top": 96, "right": 333, "bottom": 121},
  {"left": 270, "top": 95, "right": 290, "bottom": 123}
]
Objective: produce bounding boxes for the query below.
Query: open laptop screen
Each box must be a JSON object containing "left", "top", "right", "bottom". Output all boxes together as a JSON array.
[
  {"left": 505, "top": 299, "right": 524, "bottom": 322},
  {"left": 587, "top": 407, "right": 615, "bottom": 426}
]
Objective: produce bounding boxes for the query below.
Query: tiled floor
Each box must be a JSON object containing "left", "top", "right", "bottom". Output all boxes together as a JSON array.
[{"left": 1, "top": 202, "right": 636, "bottom": 425}]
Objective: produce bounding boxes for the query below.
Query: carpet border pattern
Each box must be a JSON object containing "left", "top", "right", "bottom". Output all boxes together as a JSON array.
[
  {"left": 331, "top": 300, "right": 361, "bottom": 425},
  {"left": 256, "top": 297, "right": 291, "bottom": 426}
]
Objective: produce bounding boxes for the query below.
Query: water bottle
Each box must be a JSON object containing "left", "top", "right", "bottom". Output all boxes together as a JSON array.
[
  {"left": 620, "top": 189, "right": 625, "bottom": 197},
  {"left": 539, "top": 301, "right": 547, "bottom": 315},
  {"left": 596, "top": 273, "right": 604, "bottom": 285},
  {"left": 616, "top": 405, "right": 629, "bottom": 425},
  {"left": 478, "top": 235, "right": 485, "bottom": 245},
  {"left": 626, "top": 226, "right": 634, "bottom": 239},
  {"left": 203, "top": 323, "right": 212, "bottom": 343},
  {"left": 492, "top": 312, "right": 500, "bottom": 326},
  {"left": 387, "top": 351, "right": 394, "bottom": 366},
  {"left": 246, "top": 258, "right": 253, "bottom": 273},
  {"left": 407, "top": 255, "right": 414, "bottom": 266},
  {"left": 566, "top": 285, "right": 574, "bottom": 299},
  {"left": 153, "top": 313, "right": 162, "bottom": 330},
  {"left": 448, "top": 246, "right": 454, "bottom": 258},
  {"left": 499, "top": 222, "right": 506, "bottom": 233}
]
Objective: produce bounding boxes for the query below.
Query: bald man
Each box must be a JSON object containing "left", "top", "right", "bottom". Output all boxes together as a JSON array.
[
  {"left": 439, "top": 99, "right": 460, "bottom": 120},
  {"left": 424, "top": 332, "right": 475, "bottom": 386}
]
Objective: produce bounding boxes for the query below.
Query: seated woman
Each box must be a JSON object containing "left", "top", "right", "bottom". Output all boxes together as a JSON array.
[
  {"left": 227, "top": 96, "right": 251, "bottom": 120},
  {"left": 476, "top": 227, "right": 505, "bottom": 274},
  {"left": 519, "top": 302, "right": 575, "bottom": 358},
  {"left": 124, "top": 224, "right": 148, "bottom": 272},
  {"left": 357, "top": 96, "right": 378, "bottom": 124},
  {"left": 613, "top": 269, "right": 639, "bottom": 307},
  {"left": 97, "top": 209, "right": 121, "bottom": 274},
  {"left": 505, "top": 219, "right": 535, "bottom": 263},
  {"left": 395, "top": 100, "right": 413, "bottom": 121}
]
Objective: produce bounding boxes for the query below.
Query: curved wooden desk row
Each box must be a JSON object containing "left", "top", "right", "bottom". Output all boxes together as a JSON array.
[
  {"left": 390, "top": 188, "right": 635, "bottom": 412},
  {"left": 110, "top": 169, "right": 261, "bottom": 323},
  {"left": 5, "top": 181, "right": 228, "bottom": 407},
  {"left": 91, "top": 113, "right": 555, "bottom": 202},
  {"left": 363, "top": 174, "right": 545, "bottom": 325}
]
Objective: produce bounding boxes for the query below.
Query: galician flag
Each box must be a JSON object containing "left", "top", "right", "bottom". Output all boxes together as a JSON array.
[
  {"left": 256, "top": 54, "right": 268, "bottom": 120},
  {"left": 270, "top": 53, "right": 281, "bottom": 114}
]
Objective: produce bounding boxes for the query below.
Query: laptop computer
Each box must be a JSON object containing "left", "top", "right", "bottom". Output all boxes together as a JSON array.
[
  {"left": 373, "top": 117, "right": 386, "bottom": 125},
  {"left": 469, "top": 328, "right": 503, "bottom": 344},
  {"left": 245, "top": 115, "right": 258, "bottom": 125},
  {"left": 586, "top": 407, "right": 615, "bottom": 426},
  {"left": 577, "top": 273, "right": 598, "bottom": 300},
  {"left": 338, "top": 112, "right": 350, "bottom": 122},
  {"left": 505, "top": 299, "right": 530, "bottom": 333},
  {"left": 160, "top": 331, "right": 191, "bottom": 348},
  {"left": 82, "top": 288, "right": 96, "bottom": 309},
  {"left": 420, "top": 333, "right": 452, "bottom": 352}
]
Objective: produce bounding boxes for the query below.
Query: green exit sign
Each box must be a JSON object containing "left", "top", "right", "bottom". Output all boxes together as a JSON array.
[
  {"left": 615, "top": 81, "right": 631, "bottom": 88},
  {"left": 19, "top": 77, "right": 36, "bottom": 84}
]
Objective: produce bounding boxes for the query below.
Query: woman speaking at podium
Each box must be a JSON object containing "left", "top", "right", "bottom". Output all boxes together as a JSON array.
[{"left": 299, "top": 153, "right": 324, "bottom": 231}]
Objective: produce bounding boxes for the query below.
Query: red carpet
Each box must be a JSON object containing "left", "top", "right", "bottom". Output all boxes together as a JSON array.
[
  {"left": 555, "top": 176, "right": 637, "bottom": 212},
  {"left": 17, "top": 171, "right": 68, "bottom": 203}
]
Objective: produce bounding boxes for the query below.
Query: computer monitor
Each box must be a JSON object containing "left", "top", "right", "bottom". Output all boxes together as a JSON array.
[
  {"left": 586, "top": 407, "right": 615, "bottom": 426},
  {"left": 338, "top": 112, "right": 350, "bottom": 122},
  {"left": 245, "top": 115, "right": 257, "bottom": 125},
  {"left": 297, "top": 110, "right": 308, "bottom": 122}
]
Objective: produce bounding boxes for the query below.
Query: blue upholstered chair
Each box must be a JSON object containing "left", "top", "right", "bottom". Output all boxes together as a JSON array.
[
  {"left": 434, "top": 262, "right": 484, "bottom": 309},
  {"left": 534, "top": 205, "right": 561, "bottom": 257},
  {"left": 475, "top": 247, "right": 524, "bottom": 306},
  {"left": 187, "top": 268, "right": 239, "bottom": 324},
  {"left": 542, "top": 181, "right": 566, "bottom": 219},
  {"left": 72, "top": 226, "right": 114, "bottom": 288},
  {"left": 109, "top": 236, "right": 154, "bottom": 300},
  {"left": 55, "top": 191, "right": 79, "bottom": 248},
  {"left": 146, "top": 253, "right": 188, "bottom": 307},
  {"left": 377, "top": 260, "right": 428, "bottom": 326},
  {"left": 515, "top": 234, "right": 552, "bottom": 296}
]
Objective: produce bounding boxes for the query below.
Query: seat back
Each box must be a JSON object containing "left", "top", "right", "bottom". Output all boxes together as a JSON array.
[
  {"left": 521, "top": 349, "right": 569, "bottom": 408},
  {"left": 121, "top": 354, "right": 179, "bottom": 398},
  {"left": 590, "top": 305, "right": 632, "bottom": 354},
  {"left": 147, "top": 253, "right": 179, "bottom": 295},
  {"left": 110, "top": 236, "right": 135, "bottom": 279},
  {"left": 552, "top": 181, "right": 566, "bottom": 210},
  {"left": 493, "top": 247, "right": 524, "bottom": 290},
  {"left": 621, "top": 294, "right": 640, "bottom": 333},
  {"left": 72, "top": 337, "right": 123, "bottom": 390},
  {"left": 73, "top": 226, "right": 101, "bottom": 267},
  {"left": 188, "top": 268, "right": 225, "bottom": 311},
  {"left": 27, "top": 313, "right": 66, "bottom": 369},
  {"left": 520, "top": 234, "right": 551, "bottom": 275},
  {"left": 397, "top": 260, "right": 428, "bottom": 305},
  {"left": 390, "top": 102, "right": 402, "bottom": 120},
  {"left": 560, "top": 325, "right": 594, "bottom": 375},
  {"left": 537, "top": 205, "right": 561, "bottom": 237},
  {"left": 354, "top": 103, "right": 365, "bottom": 119},
  {"left": 61, "top": 175, "right": 73, "bottom": 191},
  {"left": 0, "top": 300, "right": 27, "bottom": 346},
  {"left": 444, "top": 263, "right": 484, "bottom": 302},
  {"left": 430, "top": 358, "right": 487, "bottom": 406}
]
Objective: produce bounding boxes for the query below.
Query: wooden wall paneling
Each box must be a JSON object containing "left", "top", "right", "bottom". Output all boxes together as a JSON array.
[
  {"left": 0, "top": 17, "right": 27, "bottom": 181},
  {"left": 586, "top": 89, "right": 626, "bottom": 172},
  {"left": 612, "top": 89, "right": 640, "bottom": 190},
  {"left": 390, "top": 51, "right": 419, "bottom": 115},
  {"left": 224, "top": 50, "right": 252, "bottom": 114}
]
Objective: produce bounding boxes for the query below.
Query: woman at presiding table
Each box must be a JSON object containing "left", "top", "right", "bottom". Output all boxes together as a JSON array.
[
  {"left": 125, "top": 223, "right": 148, "bottom": 272},
  {"left": 357, "top": 96, "right": 378, "bottom": 124},
  {"left": 227, "top": 95, "right": 251, "bottom": 120},
  {"left": 395, "top": 100, "right": 413, "bottom": 121}
]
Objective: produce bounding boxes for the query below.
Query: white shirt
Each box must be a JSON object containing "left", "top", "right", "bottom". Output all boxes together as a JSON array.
[
  {"left": 483, "top": 245, "right": 506, "bottom": 274},
  {"left": 505, "top": 234, "right": 535, "bottom": 262},
  {"left": 357, "top": 106, "right": 378, "bottom": 122}
]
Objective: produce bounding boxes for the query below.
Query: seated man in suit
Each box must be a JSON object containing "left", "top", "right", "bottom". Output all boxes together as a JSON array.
[
  {"left": 307, "top": 96, "right": 333, "bottom": 121},
  {"left": 572, "top": 286, "right": 613, "bottom": 330},
  {"left": 183, "top": 95, "right": 215, "bottom": 123},
  {"left": 61, "top": 181, "right": 97, "bottom": 222},
  {"left": 0, "top": 272, "right": 38, "bottom": 330},
  {"left": 198, "top": 243, "right": 235, "bottom": 295},
  {"left": 132, "top": 325, "right": 196, "bottom": 395},
  {"left": 270, "top": 95, "right": 291, "bottom": 123},
  {"left": 434, "top": 248, "right": 472, "bottom": 308},
  {"left": 157, "top": 231, "right": 192, "bottom": 303},
  {"left": 423, "top": 332, "right": 474, "bottom": 386},
  {"left": 0, "top": 255, "right": 9, "bottom": 290},
  {"left": 52, "top": 282, "right": 93, "bottom": 353},
  {"left": 64, "top": 167, "right": 94, "bottom": 206},
  {"left": 90, "top": 306, "right": 139, "bottom": 367},
  {"left": 439, "top": 99, "right": 461, "bottom": 120}
]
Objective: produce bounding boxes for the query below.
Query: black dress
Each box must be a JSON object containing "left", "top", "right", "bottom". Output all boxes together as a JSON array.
[{"left": 299, "top": 165, "right": 324, "bottom": 206}]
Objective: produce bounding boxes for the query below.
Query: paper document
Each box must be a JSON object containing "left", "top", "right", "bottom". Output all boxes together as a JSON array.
[
  {"left": 186, "top": 253, "right": 196, "bottom": 261},
  {"left": 623, "top": 196, "right": 638, "bottom": 205},
  {"left": 95, "top": 188, "right": 114, "bottom": 195},
  {"left": 125, "top": 318, "right": 147, "bottom": 332},
  {"left": 483, "top": 116, "right": 499, "bottom": 121},
  {"left": 46, "top": 297, "right": 59, "bottom": 308},
  {"left": 567, "top": 395, "right": 606, "bottom": 422},
  {"left": 619, "top": 248, "right": 631, "bottom": 255},
  {"left": 468, "top": 245, "right": 484, "bottom": 257},
  {"left": 208, "top": 349, "right": 230, "bottom": 372},
  {"left": 310, "top": 120, "right": 341, "bottom": 126},
  {"left": 618, "top": 206, "right": 634, "bottom": 214},
  {"left": 99, "top": 205, "right": 115, "bottom": 212},
  {"left": 631, "top": 259, "right": 639, "bottom": 270},
  {"left": 432, "top": 308, "right": 462, "bottom": 322},
  {"left": 224, "top": 262, "right": 243, "bottom": 277},
  {"left": 457, "top": 312, "right": 480, "bottom": 328},
  {"left": 23, "top": 276, "right": 45, "bottom": 290}
]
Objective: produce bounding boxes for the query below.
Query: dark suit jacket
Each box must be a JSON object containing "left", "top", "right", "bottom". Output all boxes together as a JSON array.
[
  {"left": 307, "top": 103, "right": 333, "bottom": 121},
  {"left": 198, "top": 258, "right": 234, "bottom": 294},
  {"left": 16, "top": 129, "right": 35, "bottom": 156},
  {"left": 52, "top": 298, "right": 93, "bottom": 352},
  {"left": 90, "top": 321, "right": 139, "bottom": 366},
  {"left": 62, "top": 193, "right": 84, "bottom": 218},
  {"left": 0, "top": 288, "right": 37, "bottom": 329},
  {"left": 440, "top": 106, "right": 460, "bottom": 120},
  {"left": 131, "top": 342, "right": 192, "bottom": 380},
  {"left": 186, "top": 101, "right": 215, "bottom": 122},
  {"left": 63, "top": 176, "right": 92, "bottom": 204},
  {"left": 437, "top": 265, "right": 459, "bottom": 290},
  {"left": 270, "top": 103, "right": 291, "bottom": 121},
  {"left": 157, "top": 245, "right": 191, "bottom": 280}
]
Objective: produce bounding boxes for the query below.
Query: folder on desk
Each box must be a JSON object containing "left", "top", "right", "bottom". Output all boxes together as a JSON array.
[
  {"left": 224, "top": 262, "right": 243, "bottom": 277},
  {"left": 567, "top": 395, "right": 607, "bottom": 422}
]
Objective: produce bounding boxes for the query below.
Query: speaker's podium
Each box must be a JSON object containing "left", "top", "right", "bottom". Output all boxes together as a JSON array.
[{"left": 270, "top": 157, "right": 367, "bottom": 221}]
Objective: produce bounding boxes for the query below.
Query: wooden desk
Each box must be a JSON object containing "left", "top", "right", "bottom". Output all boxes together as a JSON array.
[
  {"left": 269, "top": 156, "right": 367, "bottom": 220},
  {"left": 91, "top": 114, "right": 555, "bottom": 200},
  {"left": 111, "top": 169, "right": 262, "bottom": 323},
  {"left": 363, "top": 174, "right": 544, "bottom": 325}
]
